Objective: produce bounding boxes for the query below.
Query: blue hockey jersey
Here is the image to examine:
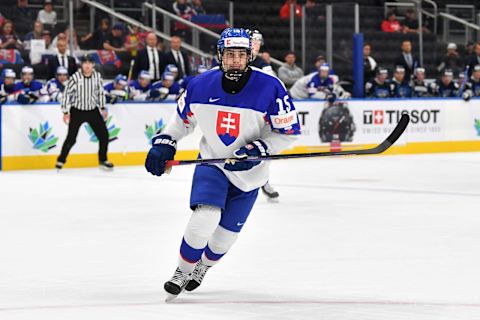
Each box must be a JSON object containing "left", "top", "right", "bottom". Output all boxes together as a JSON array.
[{"left": 163, "top": 67, "right": 301, "bottom": 191}]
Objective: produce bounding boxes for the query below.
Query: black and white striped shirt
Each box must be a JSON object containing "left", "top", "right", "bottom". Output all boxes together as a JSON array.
[{"left": 61, "top": 70, "right": 106, "bottom": 113}]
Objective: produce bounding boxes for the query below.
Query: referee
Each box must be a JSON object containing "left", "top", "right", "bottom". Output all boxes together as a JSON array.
[{"left": 56, "top": 54, "right": 114, "bottom": 171}]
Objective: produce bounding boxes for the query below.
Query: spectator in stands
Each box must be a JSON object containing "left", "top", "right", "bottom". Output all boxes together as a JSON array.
[
  {"left": 125, "top": 25, "right": 147, "bottom": 57},
  {"left": 381, "top": 11, "right": 402, "bottom": 33},
  {"left": 0, "top": 13, "right": 5, "bottom": 29},
  {"left": 37, "top": 0, "right": 57, "bottom": 27},
  {"left": 363, "top": 43, "right": 377, "bottom": 82},
  {"left": 280, "top": 0, "right": 302, "bottom": 21},
  {"left": 16, "top": 66, "right": 44, "bottom": 104},
  {"left": 412, "top": 67, "right": 431, "bottom": 97},
  {"left": 466, "top": 42, "right": 480, "bottom": 77},
  {"left": 402, "top": 8, "right": 429, "bottom": 34},
  {"left": 129, "top": 70, "right": 154, "bottom": 101},
  {"left": 0, "top": 69, "right": 18, "bottom": 104},
  {"left": 164, "top": 35, "right": 191, "bottom": 79},
  {"left": 52, "top": 27, "right": 80, "bottom": 51},
  {"left": 151, "top": 71, "right": 181, "bottom": 101},
  {"left": 365, "top": 67, "right": 391, "bottom": 98},
  {"left": 394, "top": 39, "right": 419, "bottom": 81},
  {"left": 431, "top": 69, "right": 459, "bottom": 97},
  {"left": 41, "top": 66, "right": 69, "bottom": 102},
  {"left": 436, "top": 43, "right": 463, "bottom": 76},
  {"left": 24, "top": 20, "right": 44, "bottom": 42},
  {"left": 11, "top": 0, "right": 35, "bottom": 37},
  {"left": 0, "top": 20, "right": 22, "bottom": 50},
  {"left": 133, "top": 32, "right": 165, "bottom": 82},
  {"left": 191, "top": 0, "right": 206, "bottom": 15},
  {"left": 103, "top": 23, "right": 126, "bottom": 52},
  {"left": 42, "top": 29, "right": 53, "bottom": 50},
  {"left": 173, "top": 0, "right": 195, "bottom": 17},
  {"left": 305, "top": 0, "right": 323, "bottom": 22},
  {"left": 81, "top": 18, "right": 110, "bottom": 50},
  {"left": 104, "top": 74, "right": 128, "bottom": 104},
  {"left": 389, "top": 66, "right": 412, "bottom": 98},
  {"left": 278, "top": 51, "right": 303, "bottom": 89},
  {"left": 48, "top": 38, "right": 77, "bottom": 79}
]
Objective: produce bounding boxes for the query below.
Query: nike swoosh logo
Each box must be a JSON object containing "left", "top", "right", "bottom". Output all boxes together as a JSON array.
[
  {"left": 237, "top": 222, "right": 244, "bottom": 226},
  {"left": 209, "top": 97, "right": 220, "bottom": 103}
]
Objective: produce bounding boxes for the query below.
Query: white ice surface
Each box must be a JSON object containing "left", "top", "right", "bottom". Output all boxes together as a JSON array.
[{"left": 1, "top": 153, "right": 480, "bottom": 320}]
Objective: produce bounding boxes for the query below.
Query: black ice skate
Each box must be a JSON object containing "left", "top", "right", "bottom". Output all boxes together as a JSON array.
[
  {"left": 164, "top": 268, "right": 191, "bottom": 302},
  {"left": 261, "top": 182, "right": 279, "bottom": 200},
  {"left": 99, "top": 161, "right": 114, "bottom": 171},
  {"left": 185, "top": 261, "right": 211, "bottom": 292}
]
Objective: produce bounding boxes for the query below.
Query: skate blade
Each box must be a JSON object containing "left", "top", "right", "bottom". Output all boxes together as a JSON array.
[
  {"left": 99, "top": 166, "right": 114, "bottom": 172},
  {"left": 165, "top": 293, "right": 179, "bottom": 303},
  {"left": 266, "top": 197, "right": 279, "bottom": 203}
]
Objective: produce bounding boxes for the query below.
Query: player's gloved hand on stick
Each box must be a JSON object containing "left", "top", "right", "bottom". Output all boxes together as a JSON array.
[
  {"left": 224, "top": 140, "right": 269, "bottom": 171},
  {"left": 145, "top": 134, "right": 177, "bottom": 176},
  {"left": 462, "top": 91, "right": 472, "bottom": 102}
]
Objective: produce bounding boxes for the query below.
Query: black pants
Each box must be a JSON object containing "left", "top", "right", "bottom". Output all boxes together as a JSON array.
[{"left": 57, "top": 108, "right": 109, "bottom": 163}]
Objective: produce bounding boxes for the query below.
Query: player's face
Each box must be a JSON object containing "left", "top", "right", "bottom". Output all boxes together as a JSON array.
[
  {"left": 222, "top": 48, "right": 248, "bottom": 72},
  {"left": 415, "top": 72, "right": 425, "bottom": 81},
  {"left": 378, "top": 73, "right": 387, "bottom": 83},
  {"left": 163, "top": 79, "right": 173, "bottom": 88},
  {"left": 4, "top": 77, "right": 15, "bottom": 86},
  {"left": 395, "top": 71, "right": 405, "bottom": 82},
  {"left": 442, "top": 75, "right": 452, "bottom": 85},
  {"left": 473, "top": 70, "right": 480, "bottom": 81},
  {"left": 319, "top": 69, "right": 329, "bottom": 79},
  {"left": 57, "top": 74, "right": 68, "bottom": 84},
  {"left": 139, "top": 77, "right": 150, "bottom": 87},
  {"left": 114, "top": 82, "right": 125, "bottom": 90},
  {"left": 22, "top": 73, "right": 33, "bottom": 84},
  {"left": 252, "top": 39, "right": 261, "bottom": 55}
]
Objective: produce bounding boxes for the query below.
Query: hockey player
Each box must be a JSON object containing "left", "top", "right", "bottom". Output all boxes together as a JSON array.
[
  {"left": 165, "top": 64, "right": 179, "bottom": 80},
  {"left": 129, "top": 70, "right": 154, "bottom": 101},
  {"left": 365, "top": 67, "right": 391, "bottom": 98},
  {"left": 412, "top": 67, "right": 431, "bottom": 97},
  {"left": 145, "top": 28, "right": 301, "bottom": 300},
  {"left": 151, "top": 71, "right": 181, "bottom": 101},
  {"left": 104, "top": 74, "right": 128, "bottom": 104},
  {"left": 307, "top": 63, "right": 335, "bottom": 99},
  {"left": 16, "top": 66, "right": 44, "bottom": 104},
  {"left": 462, "top": 65, "right": 480, "bottom": 101},
  {"left": 431, "top": 69, "right": 459, "bottom": 97},
  {"left": 389, "top": 66, "right": 412, "bottom": 98},
  {"left": 0, "top": 69, "right": 19, "bottom": 104},
  {"left": 40, "top": 66, "right": 69, "bottom": 103},
  {"left": 248, "top": 29, "right": 274, "bottom": 75}
]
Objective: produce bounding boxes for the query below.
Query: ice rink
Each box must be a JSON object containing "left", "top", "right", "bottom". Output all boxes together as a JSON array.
[{"left": 1, "top": 152, "right": 480, "bottom": 320}]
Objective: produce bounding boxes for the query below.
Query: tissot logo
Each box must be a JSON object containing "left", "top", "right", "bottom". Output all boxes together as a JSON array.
[{"left": 363, "top": 109, "right": 440, "bottom": 125}]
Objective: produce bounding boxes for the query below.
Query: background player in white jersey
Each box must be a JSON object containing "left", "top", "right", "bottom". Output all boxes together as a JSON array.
[{"left": 145, "top": 28, "right": 301, "bottom": 301}]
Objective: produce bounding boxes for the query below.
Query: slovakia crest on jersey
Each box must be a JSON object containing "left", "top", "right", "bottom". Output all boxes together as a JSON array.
[{"left": 216, "top": 110, "right": 240, "bottom": 146}]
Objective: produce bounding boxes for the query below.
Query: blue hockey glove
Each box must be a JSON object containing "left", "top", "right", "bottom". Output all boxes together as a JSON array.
[
  {"left": 145, "top": 134, "right": 177, "bottom": 176},
  {"left": 224, "top": 140, "right": 269, "bottom": 172},
  {"left": 148, "top": 88, "right": 161, "bottom": 100},
  {"left": 17, "top": 93, "right": 32, "bottom": 104}
]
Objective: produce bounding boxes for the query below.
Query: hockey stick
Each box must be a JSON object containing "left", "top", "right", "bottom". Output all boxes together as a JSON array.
[
  {"left": 458, "top": 65, "right": 470, "bottom": 97},
  {"left": 166, "top": 113, "right": 410, "bottom": 167}
]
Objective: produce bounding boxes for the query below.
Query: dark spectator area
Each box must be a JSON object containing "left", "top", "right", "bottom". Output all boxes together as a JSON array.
[{"left": 1, "top": 0, "right": 480, "bottom": 102}]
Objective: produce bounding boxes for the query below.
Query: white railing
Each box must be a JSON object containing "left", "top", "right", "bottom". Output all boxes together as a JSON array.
[{"left": 80, "top": 0, "right": 212, "bottom": 58}]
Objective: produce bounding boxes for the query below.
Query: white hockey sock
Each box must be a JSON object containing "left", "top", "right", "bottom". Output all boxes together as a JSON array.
[
  {"left": 178, "top": 205, "right": 221, "bottom": 273},
  {"left": 201, "top": 225, "right": 238, "bottom": 267}
]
